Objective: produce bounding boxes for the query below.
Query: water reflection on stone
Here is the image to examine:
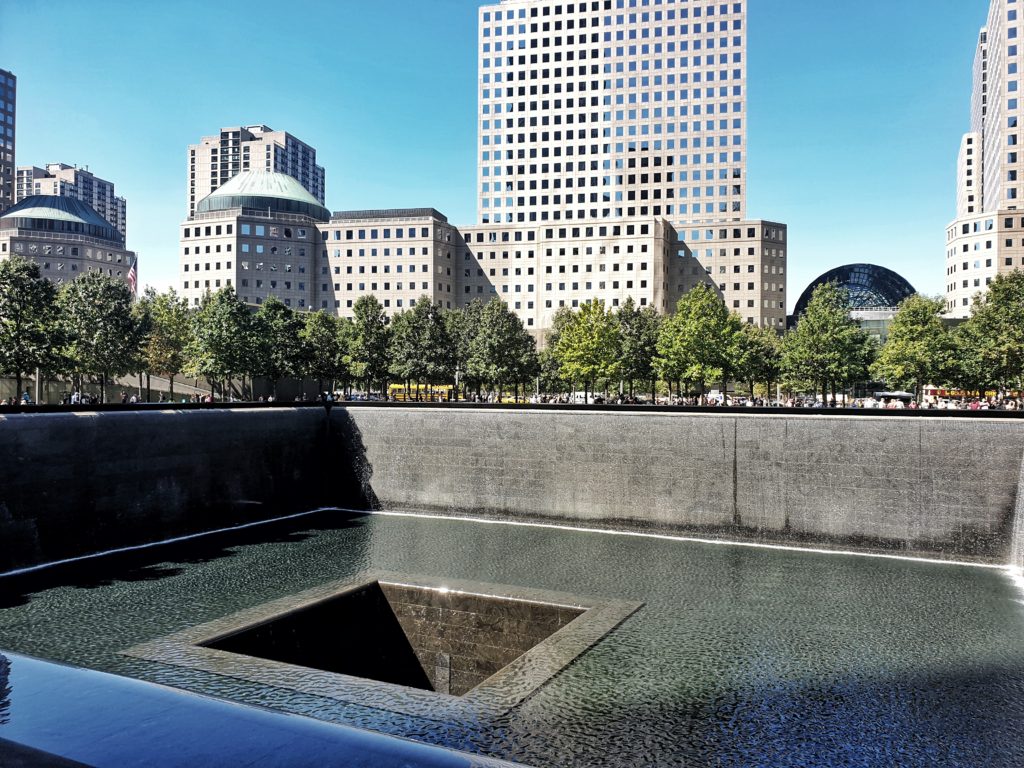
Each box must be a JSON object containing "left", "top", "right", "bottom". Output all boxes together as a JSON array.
[
  {"left": 0, "top": 653, "right": 11, "bottom": 726},
  {"left": 0, "top": 511, "right": 1022, "bottom": 767}
]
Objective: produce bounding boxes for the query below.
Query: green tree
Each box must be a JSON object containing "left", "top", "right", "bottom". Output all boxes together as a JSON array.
[
  {"left": 300, "top": 310, "right": 347, "bottom": 395},
  {"left": 350, "top": 294, "right": 391, "bottom": 394},
  {"left": 552, "top": 299, "right": 620, "bottom": 401},
  {"left": 655, "top": 283, "right": 743, "bottom": 398},
  {"left": 445, "top": 300, "right": 484, "bottom": 400},
  {"left": 616, "top": 297, "right": 661, "bottom": 400},
  {"left": 336, "top": 316, "right": 357, "bottom": 394},
  {"left": 140, "top": 288, "right": 192, "bottom": 400},
  {"left": 870, "top": 294, "right": 947, "bottom": 402},
  {"left": 467, "top": 298, "right": 537, "bottom": 401},
  {"left": 185, "top": 287, "right": 253, "bottom": 399},
  {"left": 734, "top": 322, "right": 782, "bottom": 400},
  {"left": 537, "top": 306, "right": 574, "bottom": 394},
  {"left": 254, "top": 296, "right": 306, "bottom": 398},
  {"left": 0, "top": 256, "right": 59, "bottom": 399},
  {"left": 57, "top": 271, "right": 142, "bottom": 403},
  {"left": 389, "top": 298, "right": 455, "bottom": 399},
  {"left": 944, "top": 321, "right": 986, "bottom": 394},
  {"left": 782, "top": 282, "right": 874, "bottom": 404},
  {"left": 959, "top": 271, "right": 1024, "bottom": 393}
]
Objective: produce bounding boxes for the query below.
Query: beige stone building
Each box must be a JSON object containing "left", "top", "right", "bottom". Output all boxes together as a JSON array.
[
  {"left": 316, "top": 209, "right": 458, "bottom": 316},
  {"left": 946, "top": 0, "right": 1024, "bottom": 316},
  {"left": 0, "top": 195, "right": 136, "bottom": 287},
  {"left": 187, "top": 125, "right": 325, "bottom": 219},
  {"left": 0, "top": 68, "right": 14, "bottom": 214},
  {"left": 180, "top": 171, "right": 329, "bottom": 308},
  {"left": 16, "top": 163, "right": 127, "bottom": 237},
  {"left": 458, "top": 217, "right": 683, "bottom": 331},
  {"left": 177, "top": 0, "right": 788, "bottom": 332}
]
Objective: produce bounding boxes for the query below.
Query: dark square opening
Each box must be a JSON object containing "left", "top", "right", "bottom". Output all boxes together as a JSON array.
[{"left": 201, "top": 580, "right": 584, "bottom": 696}]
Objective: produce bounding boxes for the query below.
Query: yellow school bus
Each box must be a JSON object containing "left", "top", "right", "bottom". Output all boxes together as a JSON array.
[{"left": 387, "top": 383, "right": 454, "bottom": 402}]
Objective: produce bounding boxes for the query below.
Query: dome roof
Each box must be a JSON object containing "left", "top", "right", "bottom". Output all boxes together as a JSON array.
[
  {"left": 195, "top": 170, "right": 329, "bottom": 221},
  {"left": 792, "top": 263, "right": 917, "bottom": 319},
  {"left": 1, "top": 195, "right": 122, "bottom": 242}
]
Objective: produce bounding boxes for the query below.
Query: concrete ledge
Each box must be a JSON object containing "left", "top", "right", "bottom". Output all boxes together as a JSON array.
[{"left": 0, "top": 652, "right": 525, "bottom": 767}]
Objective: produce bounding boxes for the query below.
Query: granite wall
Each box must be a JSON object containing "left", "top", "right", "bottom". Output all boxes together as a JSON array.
[
  {"left": 335, "top": 407, "right": 1024, "bottom": 564},
  {"left": 380, "top": 583, "right": 583, "bottom": 696},
  {"left": 1011, "top": 452, "right": 1024, "bottom": 573},
  {"left": 0, "top": 408, "right": 348, "bottom": 572},
  {"left": 3, "top": 407, "right": 1023, "bottom": 572}
]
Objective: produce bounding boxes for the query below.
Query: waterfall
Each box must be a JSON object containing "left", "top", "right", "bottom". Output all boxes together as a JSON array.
[{"left": 1011, "top": 451, "right": 1024, "bottom": 575}]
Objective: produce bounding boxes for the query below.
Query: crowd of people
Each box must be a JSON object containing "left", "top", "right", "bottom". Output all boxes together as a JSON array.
[{"left": 3, "top": 387, "right": 1024, "bottom": 411}]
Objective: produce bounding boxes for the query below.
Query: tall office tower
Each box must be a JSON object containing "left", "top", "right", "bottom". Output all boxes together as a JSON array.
[
  {"left": 475, "top": 0, "right": 786, "bottom": 330},
  {"left": 476, "top": 0, "right": 746, "bottom": 227},
  {"left": 187, "top": 125, "right": 325, "bottom": 218},
  {"left": 16, "top": 163, "right": 127, "bottom": 237},
  {"left": 0, "top": 69, "right": 15, "bottom": 214},
  {"left": 945, "top": 1, "right": 1024, "bottom": 317}
]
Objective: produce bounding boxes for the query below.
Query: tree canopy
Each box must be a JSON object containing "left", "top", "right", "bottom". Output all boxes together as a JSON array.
[{"left": 0, "top": 256, "right": 59, "bottom": 397}]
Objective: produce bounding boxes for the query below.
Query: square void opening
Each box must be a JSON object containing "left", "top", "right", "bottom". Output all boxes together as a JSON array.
[{"left": 201, "top": 580, "right": 585, "bottom": 696}]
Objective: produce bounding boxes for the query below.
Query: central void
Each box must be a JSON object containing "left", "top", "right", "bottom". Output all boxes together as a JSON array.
[
  {"left": 198, "top": 579, "right": 588, "bottom": 696},
  {"left": 0, "top": 510, "right": 1023, "bottom": 767}
]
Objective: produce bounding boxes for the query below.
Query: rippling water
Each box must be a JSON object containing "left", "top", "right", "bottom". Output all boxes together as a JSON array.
[{"left": 1, "top": 510, "right": 1022, "bottom": 767}]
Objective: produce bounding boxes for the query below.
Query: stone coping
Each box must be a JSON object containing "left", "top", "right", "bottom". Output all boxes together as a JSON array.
[
  {"left": 123, "top": 572, "right": 642, "bottom": 720},
  {"left": 4, "top": 400, "right": 1024, "bottom": 419},
  {"left": 0, "top": 651, "right": 527, "bottom": 767}
]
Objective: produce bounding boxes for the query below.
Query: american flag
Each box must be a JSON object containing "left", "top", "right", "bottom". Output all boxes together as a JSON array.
[{"left": 127, "top": 258, "right": 137, "bottom": 296}]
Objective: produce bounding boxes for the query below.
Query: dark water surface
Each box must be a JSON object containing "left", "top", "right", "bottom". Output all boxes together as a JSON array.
[{"left": 0, "top": 510, "right": 1022, "bottom": 767}]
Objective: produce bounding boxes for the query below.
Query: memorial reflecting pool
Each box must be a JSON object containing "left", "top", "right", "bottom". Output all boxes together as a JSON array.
[{"left": 1, "top": 509, "right": 1022, "bottom": 767}]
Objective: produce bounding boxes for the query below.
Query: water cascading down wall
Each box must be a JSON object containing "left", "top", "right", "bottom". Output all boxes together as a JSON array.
[{"left": 2, "top": 406, "right": 1024, "bottom": 572}]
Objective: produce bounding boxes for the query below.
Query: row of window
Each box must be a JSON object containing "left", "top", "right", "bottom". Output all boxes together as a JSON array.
[
  {"left": 328, "top": 227, "right": 433, "bottom": 241},
  {"left": 479, "top": 203, "right": 740, "bottom": 223},
  {"left": 323, "top": 247, "right": 434, "bottom": 257},
  {"left": 483, "top": 4, "right": 742, "bottom": 23},
  {"left": 322, "top": 264, "right": 430, "bottom": 275},
  {"left": 946, "top": 256, "right": 1024, "bottom": 276}
]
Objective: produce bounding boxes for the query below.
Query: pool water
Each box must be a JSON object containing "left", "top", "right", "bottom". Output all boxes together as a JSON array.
[{"left": 1, "top": 510, "right": 1022, "bottom": 767}]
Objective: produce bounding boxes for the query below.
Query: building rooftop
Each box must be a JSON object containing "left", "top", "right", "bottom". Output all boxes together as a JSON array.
[
  {"left": 1, "top": 195, "right": 123, "bottom": 243},
  {"left": 195, "top": 171, "right": 329, "bottom": 221},
  {"left": 330, "top": 208, "right": 448, "bottom": 223}
]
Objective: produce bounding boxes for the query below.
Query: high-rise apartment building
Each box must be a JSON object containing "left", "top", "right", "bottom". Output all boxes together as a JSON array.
[
  {"left": 187, "top": 125, "right": 325, "bottom": 218},
  {"left": 0, "top": 69, "right": 15, "bottom": 214},
  {"left": 476, "top": 0, "right": 746, "bottom": 228},
  {"left": 16, "top": 163, "right": 127, "bottom": 237},
  {"left": 946, "top": 0, "right": 1024, "bottom": 316}
]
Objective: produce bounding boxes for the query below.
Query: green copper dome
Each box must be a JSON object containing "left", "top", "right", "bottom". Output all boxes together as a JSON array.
[
  {"left": 195, "top": 170, "right": 329, "bottom": 221},
  {"left": 1, "top": 195, "right": 123, "bottom": 243}
]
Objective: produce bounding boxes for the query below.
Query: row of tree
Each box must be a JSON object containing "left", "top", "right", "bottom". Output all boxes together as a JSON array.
[{"left": 4, "top": 254, "right": 1024, "bottom": 402}]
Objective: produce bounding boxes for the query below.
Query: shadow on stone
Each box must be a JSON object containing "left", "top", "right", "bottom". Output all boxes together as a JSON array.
[{"left": 0, "top": 509, "right": 369, "bottom": 609}]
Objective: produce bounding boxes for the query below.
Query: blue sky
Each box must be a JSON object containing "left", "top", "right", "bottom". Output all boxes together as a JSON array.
[{"left": 0, "top": 0, "right": 987, "bottom": 309}]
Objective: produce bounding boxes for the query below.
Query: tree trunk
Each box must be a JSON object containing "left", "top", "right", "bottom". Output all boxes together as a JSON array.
[
  {"left": 15, "top": 373, "right": 21, "bottom": 403},
  {"left": 170, "top": 375, "right": 175, "bottom": 401},
  {"left": 100, "top": 373, "right": 106, "bottom": 404}
]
